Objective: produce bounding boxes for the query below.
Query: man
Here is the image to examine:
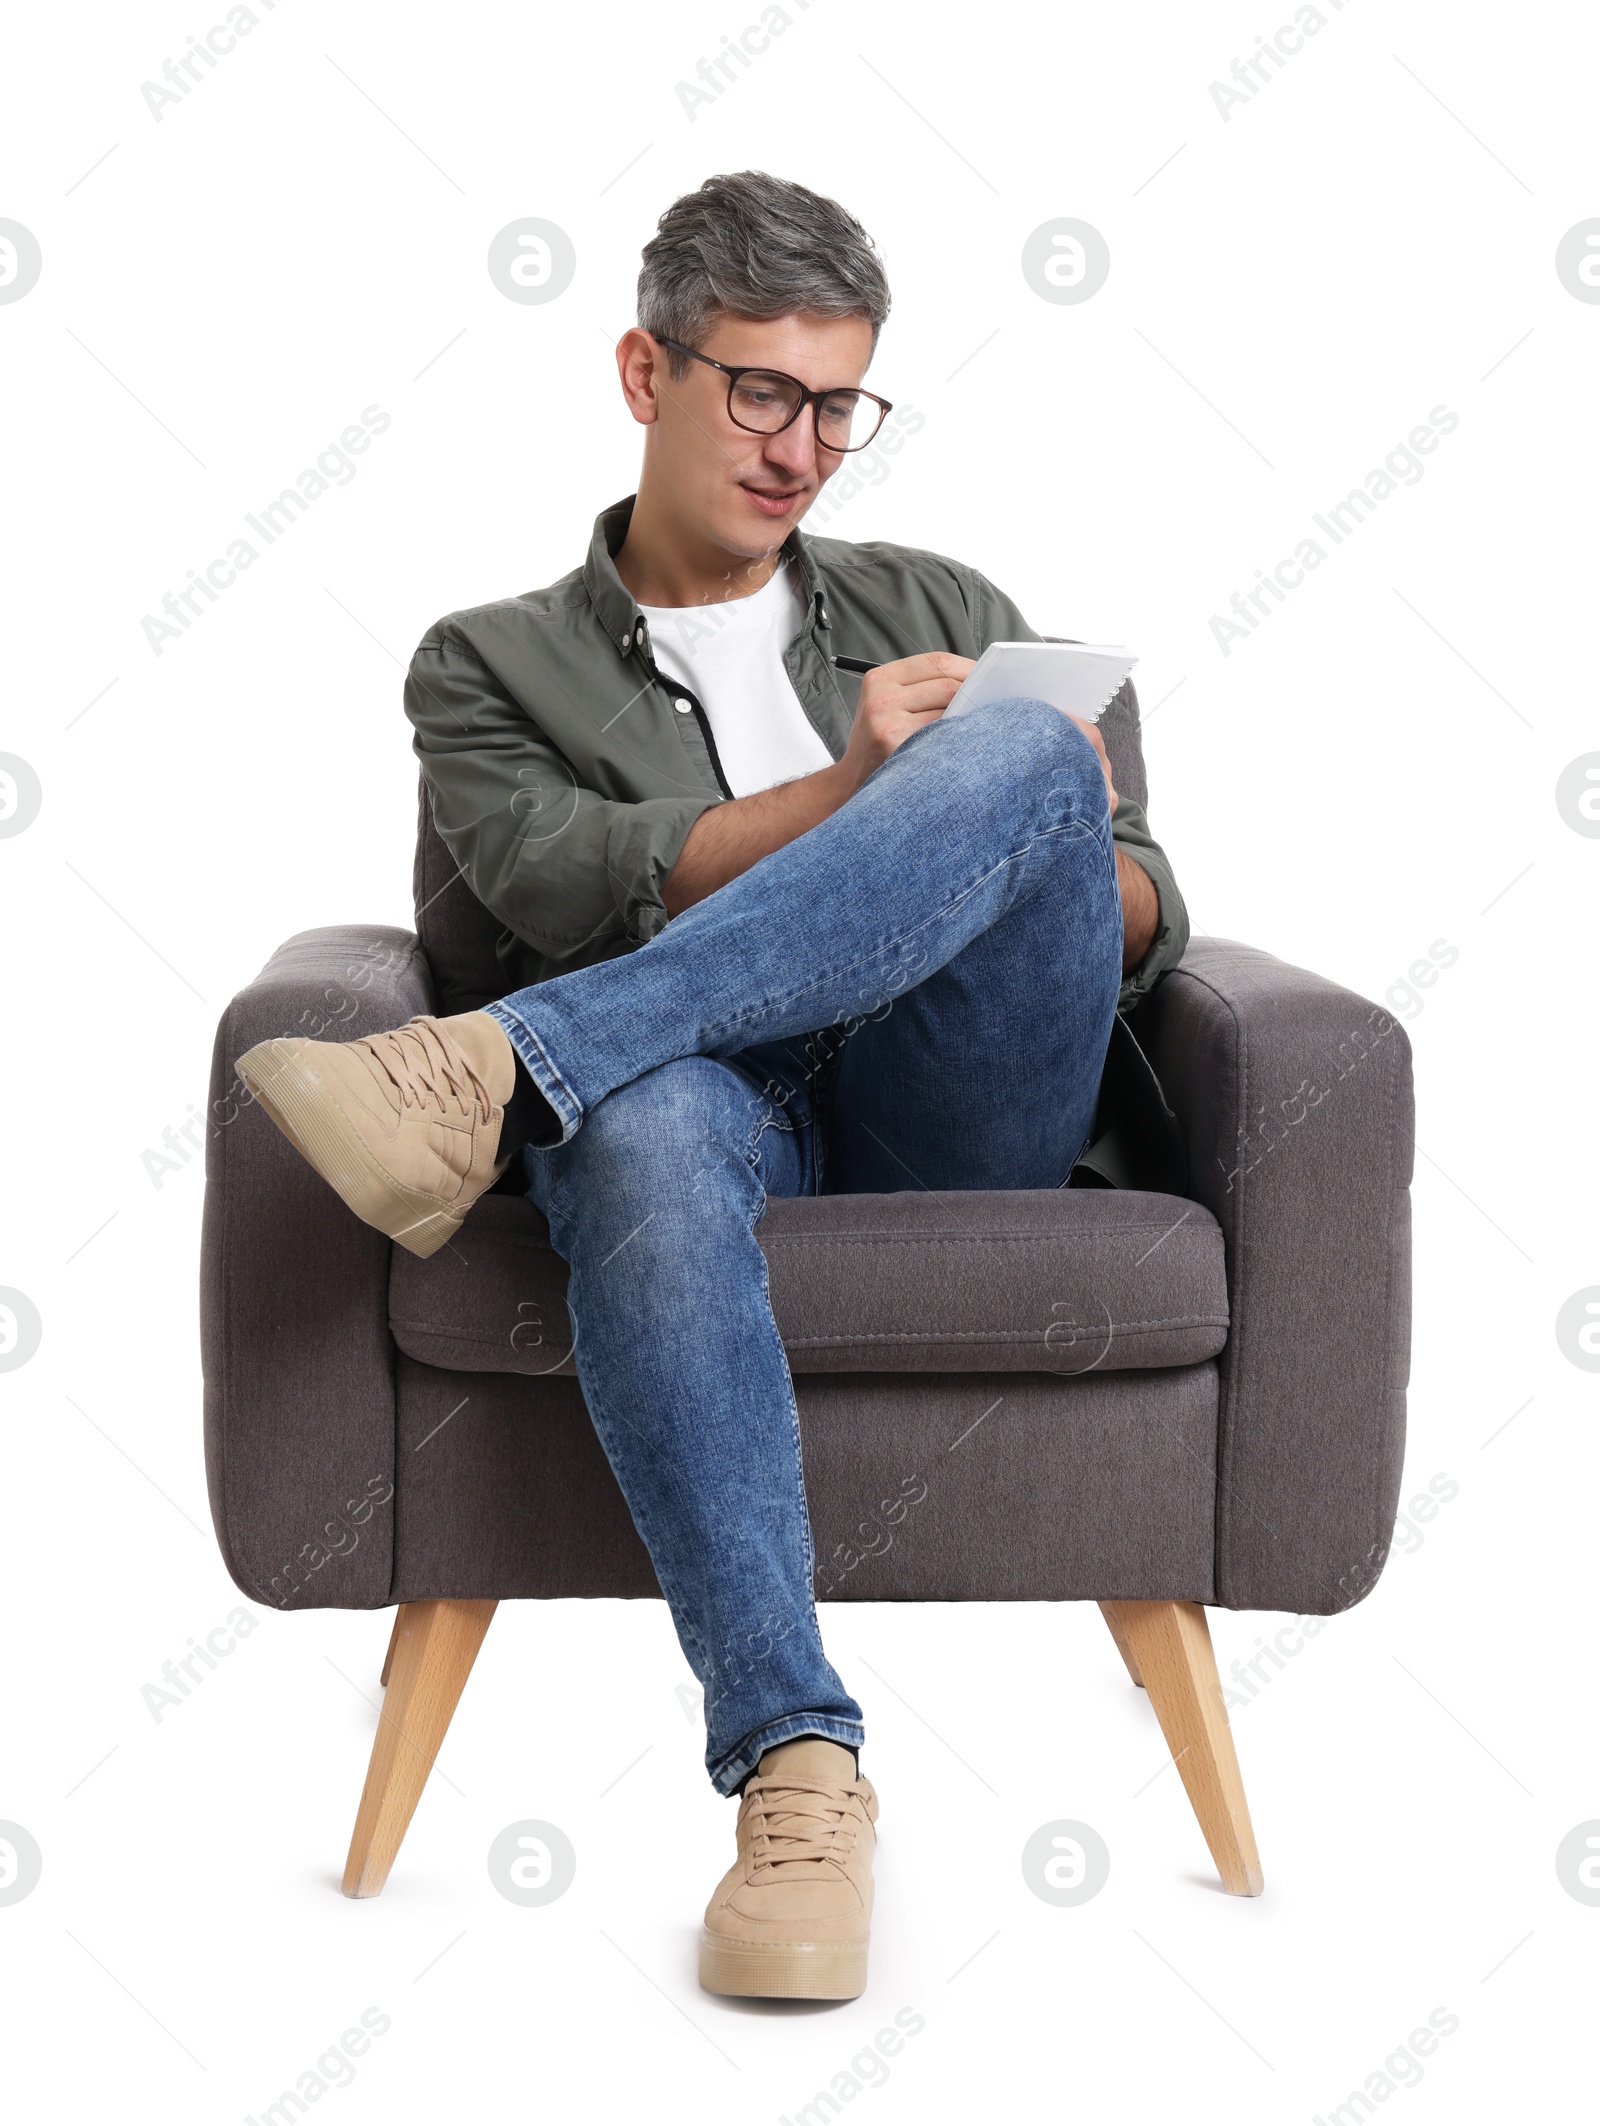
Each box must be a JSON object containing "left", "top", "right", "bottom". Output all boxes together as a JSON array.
[{"left": 236, "top": 170, "right": 1188, "bottom": 2001}]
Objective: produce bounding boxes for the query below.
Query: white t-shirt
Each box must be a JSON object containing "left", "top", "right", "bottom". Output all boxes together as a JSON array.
[{"left": 639, "top": 558, "right": 835, "bottom": 799}]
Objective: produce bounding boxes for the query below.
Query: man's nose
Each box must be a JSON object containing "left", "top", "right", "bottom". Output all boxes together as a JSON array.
[{"left": 761, "top": 414, "right": 822, "bottom": 482}]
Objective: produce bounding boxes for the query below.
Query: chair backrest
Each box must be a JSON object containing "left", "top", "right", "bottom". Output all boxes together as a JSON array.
[
  {"left": 1064, "top": 659, "right": 1150, "bottom": 813},
  {"left": 413, "top": 679, "right": 1152, "bottom": 1013},
  {"left": 413, "top": 774, "right": 505, "bottom": 1016}
]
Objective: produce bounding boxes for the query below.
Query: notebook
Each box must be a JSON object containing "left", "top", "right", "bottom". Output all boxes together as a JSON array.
[{"left": 942, "top": 640, "right": 1138, "bottom": 725}]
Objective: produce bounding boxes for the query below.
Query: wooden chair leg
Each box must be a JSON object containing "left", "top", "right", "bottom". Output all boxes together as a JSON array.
[
  {"left": 1101, "top": 1599, "right": 1264, "bottom": 1898},
  {"left": 379, "top": 1609, "right": 402, "bottom": 1689},
  {"left": 1098, "top": 1600, "right": 1145, "bottom": 1687},
  {"left": 342, "top": 1598, "right": 497, "bottom": 1899}
]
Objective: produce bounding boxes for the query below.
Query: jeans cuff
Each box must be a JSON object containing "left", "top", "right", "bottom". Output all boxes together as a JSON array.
[
  {"left": 710, "top": 1715, "right": 867, "bottom": 1799},
  {"left": 482, "top": 1002, "right": 584, "bottom": 1145}
]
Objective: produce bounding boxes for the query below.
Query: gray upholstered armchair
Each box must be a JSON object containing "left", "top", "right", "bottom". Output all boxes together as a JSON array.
[{"left": 200, "top": 691, "right": 1413, "bottom": 1902}]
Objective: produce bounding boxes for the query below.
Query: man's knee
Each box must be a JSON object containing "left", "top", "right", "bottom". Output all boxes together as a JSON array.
[
  {"left": 951, "top": 694, "right": 1108, "bottom": 816},
  {"left": 562, "top": 1057, "right": 758, "bottom": 1197},
  {"left": 540, "top": 1060, "right": 765, "bottom": 1289}
]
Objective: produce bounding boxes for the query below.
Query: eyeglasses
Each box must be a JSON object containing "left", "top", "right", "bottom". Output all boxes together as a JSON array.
[{"left": 652, "top": 334, "right": 892, "bottom": 453}]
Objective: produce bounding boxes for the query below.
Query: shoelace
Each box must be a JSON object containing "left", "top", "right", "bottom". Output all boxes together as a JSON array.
[
  {"left": 362, "top": 1018, "right": 493, "bottom": 1125},
  {"left": 742, "top": 1775, "right": 866, "bottom": 1872}
]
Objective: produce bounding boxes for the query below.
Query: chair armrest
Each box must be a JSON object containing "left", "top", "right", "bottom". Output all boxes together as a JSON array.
[
  {"left": 1133, "top": 938, "right": 1414, "bottom": 1615},
  {"left": 200, "top": 925, "right": 433, "bottom": 1609}
]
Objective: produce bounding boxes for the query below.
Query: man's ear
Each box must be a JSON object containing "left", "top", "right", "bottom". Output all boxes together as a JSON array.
[{"left": 616, "top": 328, "right": 663, "bottom": 427}]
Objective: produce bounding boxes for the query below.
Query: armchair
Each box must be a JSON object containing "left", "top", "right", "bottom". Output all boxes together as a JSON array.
[{"left": 200, "top": 690, "right": 1412, "bottom": 1901}]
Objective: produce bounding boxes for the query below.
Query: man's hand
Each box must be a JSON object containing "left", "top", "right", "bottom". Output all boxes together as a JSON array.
[
  {"left": 837, "top": 652, "right": 974, "bottom": 792},
  {"left": 1067, "top": 713, "right": 1118, "bottom": 816},
  {"left": 664, "top": 661, "right": 1126, "bottom": 922},
  {"left": 837, "top": 661, "right": 1119, "bottom": 817}
]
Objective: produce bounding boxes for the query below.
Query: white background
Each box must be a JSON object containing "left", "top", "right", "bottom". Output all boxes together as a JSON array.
[{"left": 3, "top": 0, "right": 1596, "bottom": 2117}]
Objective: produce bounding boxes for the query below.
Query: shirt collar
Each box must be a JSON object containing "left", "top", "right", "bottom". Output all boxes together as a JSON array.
[{"left": 585, "top": 492, "right": 829, "bottom": 656}]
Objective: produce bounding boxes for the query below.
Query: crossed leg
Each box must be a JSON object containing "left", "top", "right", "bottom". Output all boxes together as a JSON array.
[
  {"left": 484, "top": 694, "right": 1123, "bottom": 1158},
  {"left": 502, "top": 697, "right": 1126, "bottom": 1793}
]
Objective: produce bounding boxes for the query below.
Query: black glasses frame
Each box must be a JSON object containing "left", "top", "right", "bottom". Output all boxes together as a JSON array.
[{"left": 652, "top": 334, "right": 892, "bottom": 453}]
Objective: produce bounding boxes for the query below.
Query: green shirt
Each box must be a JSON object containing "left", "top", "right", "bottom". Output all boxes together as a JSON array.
[{"left": 404, "top": 495, "right": 1189, "bottom": 1013}]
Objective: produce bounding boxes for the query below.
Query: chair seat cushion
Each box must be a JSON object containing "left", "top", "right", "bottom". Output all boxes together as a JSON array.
[{"left": 388, "top": 1188, "right": 1229, "bottom": 1379}]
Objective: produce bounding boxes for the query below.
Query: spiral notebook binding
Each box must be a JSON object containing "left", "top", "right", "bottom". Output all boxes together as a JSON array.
[{"left": 1039, "top": 635, "right": 1136, "bottom": 723}]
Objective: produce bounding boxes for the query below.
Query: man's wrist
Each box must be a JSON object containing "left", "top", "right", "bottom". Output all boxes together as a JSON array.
[
  {"left": 1115, "top": 847, "right": 1160, "bottom": 971},
  {"left": 813, "top": 757, "right": 861, "bottom": 811}
]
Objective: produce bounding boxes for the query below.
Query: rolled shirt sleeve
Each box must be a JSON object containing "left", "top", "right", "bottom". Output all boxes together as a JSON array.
[{"left": 404, "top": 632, "right": 718, "bottom": 971}]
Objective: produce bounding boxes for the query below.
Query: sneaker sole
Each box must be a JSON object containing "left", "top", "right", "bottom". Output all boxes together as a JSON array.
[
  {"left": 697, "top": 1930, "right": 868, "bottom": 2000},
  {"left": 235, "top": 1038, "right": 467, "bottom": 1261}
]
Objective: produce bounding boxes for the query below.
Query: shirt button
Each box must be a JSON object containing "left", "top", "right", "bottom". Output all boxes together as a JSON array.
[
  {"left": 619, "top": 631, "right": 630, "bottom": 649},
  {"left": 635, "top": 624, "right": 645, "bottom": 644},
  {"left": 673, "top": 698, "right": 692, "bottom": 714}
]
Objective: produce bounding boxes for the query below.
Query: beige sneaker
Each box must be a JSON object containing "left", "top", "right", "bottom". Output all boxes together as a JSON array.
[
  {"left": 700, "top": 1737, "right": 878, "bottom": 2000},
  {"left": 234, "top": 1011, "right": 517, "bottom": 1260}
]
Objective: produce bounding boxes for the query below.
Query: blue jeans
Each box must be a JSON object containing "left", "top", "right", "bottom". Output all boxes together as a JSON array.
[{"left": 483, "top": 696, "right": 1124, "bottom": 1795}]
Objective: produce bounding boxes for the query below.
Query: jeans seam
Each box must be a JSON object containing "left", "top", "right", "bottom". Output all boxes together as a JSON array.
[{"left": 739, "top": 1147, "right": 829, "bottom": 1747}]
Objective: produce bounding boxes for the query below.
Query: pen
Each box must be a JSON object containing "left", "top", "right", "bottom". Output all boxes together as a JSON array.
[{"left": 831, "top": 655, "right": 880, "bottom": 674}]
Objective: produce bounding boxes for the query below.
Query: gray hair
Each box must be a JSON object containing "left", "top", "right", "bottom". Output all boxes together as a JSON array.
[{"left": 637, "top": 171, "right": 891, "bottom": 379}]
